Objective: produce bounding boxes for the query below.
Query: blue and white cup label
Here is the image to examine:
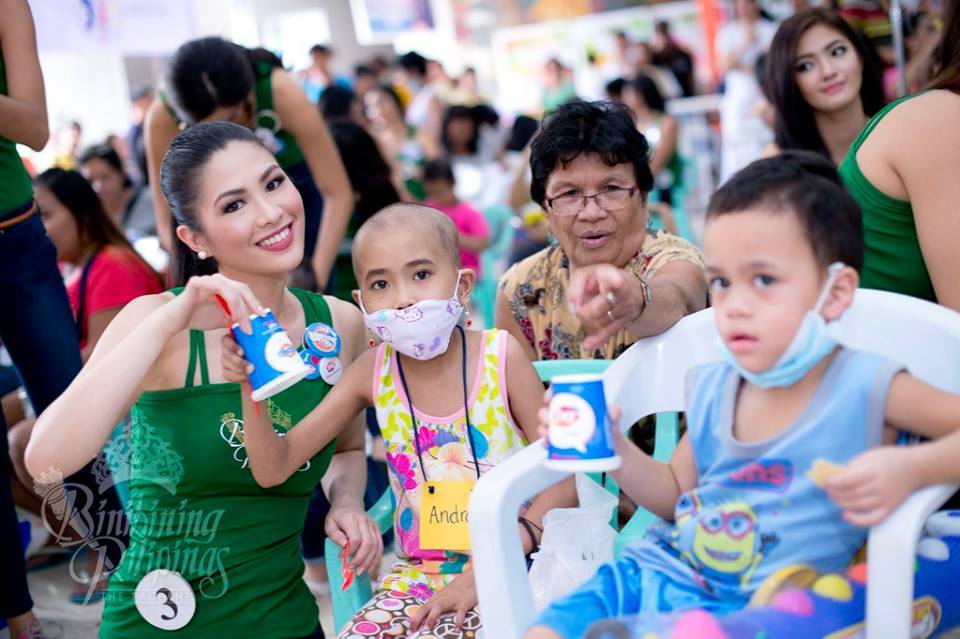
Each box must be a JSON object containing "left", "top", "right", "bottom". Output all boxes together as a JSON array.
[{"left": 548, "top": 393, "right": 596, "bottom": 454}]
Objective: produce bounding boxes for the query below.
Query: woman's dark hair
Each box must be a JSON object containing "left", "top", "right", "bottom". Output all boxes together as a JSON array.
[
  {"left": 441, "top": 105, "right": 479, "bottom": 156},
  {"left": 168, "top": 37, "right": 267, "bottom": 124},
  {"left": 605, "top": 77, "right": 626, "bottom": 101},
  {"left": 35, "top": 170, "right": 161, "bottom": 291},
  {"left": 626, "top": 74, "right": 666, "bottom": 113},
  {"left": 764, "top": 9, "right": 885, "bottom": 161},
  {"left": 320, "top": 85, "right": 356, "bottom": 122},
  {"left": 79, "top": 143, "right": 133, "bottom": 188},
  {"left": 505, "top": 115, "right": 539, "bottom": 152},
  {"left": 329, "top": 121, "right": 400, "bottom": 225},
  {"left": 36, "top": 169, "right": 134, "bottom": 254},
  {"left": 471, "top": 104, "right": 500, "bottom": 127},
  {"left": 529, "top": 100, "right": 653, "bottom": 207},
  {"left": 707, "top": 150, "right": 864, "bottom": 272},
  {"left": 373, "top": 84, "right": 405, "bottom": 116},
  {"left": 422, "top": 158, "right": 455, "bottom": 184},
  {"left": 398, "top": 51, "right": 428, "bottom": 77},
  {"left": 928, "top": 0, "right": 960, "bottom": 93},
  {"left": 160, "top": 121, "right": 265, "bottom": 286}
]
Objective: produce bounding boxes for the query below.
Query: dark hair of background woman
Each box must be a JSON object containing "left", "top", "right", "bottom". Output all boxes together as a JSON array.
[
  {"left": 375, "top": 84, "right": 406, "bottom": 116},
  {"left": 928, "top": 0, "right": 960, "bottom": 93},
  {"left": 328, "top": 121, "right": 400, "bottom": 225},
  {"left": 320, "top": 85, "right": 357, "bottom": 122},
  {"left": 35, "top": 169, "right": 160, "bottom": 280},
  {"left": 160, "top": 121, "right": 264, "bottom": 286},
  {"left": 528, "top": 100, "right": 653, "bottom": 207},
  {"left": 441, "top": 105, "right": 480, "bottom": 156},
  {"left": 79, "top": 144, "right": 133, "bottom": 188},
  {"left": 627, "top": 74, "right": 667, "bottom": 113},
  {"left": 764, "top": 8, "right": 885, "bottom": 161},
  {"left": 167, "top": 37, "right": 284, "bottom": 125}
]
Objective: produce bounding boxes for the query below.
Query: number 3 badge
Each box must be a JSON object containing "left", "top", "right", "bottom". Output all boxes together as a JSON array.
[{"left": 135, "top": 569, "right": 196, "bottom": 630}]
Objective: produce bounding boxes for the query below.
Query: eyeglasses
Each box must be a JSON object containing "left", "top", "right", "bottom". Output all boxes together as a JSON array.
[
  {"left": 699, "top": 510, "right": 755, "bottom": 540},
  {"left": 546, "top": 185, "right": 640, "bottom": 217}
]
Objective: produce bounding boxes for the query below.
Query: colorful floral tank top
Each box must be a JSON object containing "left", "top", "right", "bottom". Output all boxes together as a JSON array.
[{"left": 374, "top": 329, "right": 527, "bottom": 595}]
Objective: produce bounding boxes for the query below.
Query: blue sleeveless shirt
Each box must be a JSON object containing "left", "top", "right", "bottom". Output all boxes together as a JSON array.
[{"left": 626, "top": 348, "right": 902, "bottom": 604}]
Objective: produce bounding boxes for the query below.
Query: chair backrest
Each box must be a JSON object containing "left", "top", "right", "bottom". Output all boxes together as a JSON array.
[{"left": 602, "top": 288, "right": 960, "bottom": 431}]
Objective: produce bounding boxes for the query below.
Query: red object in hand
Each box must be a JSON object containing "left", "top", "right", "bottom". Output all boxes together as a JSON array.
[
  {"left": 215, "top": 294, "right": 260, "bottom": 416},
  {"left": 213, "top": 294, "right": 232, "bottom": 321},
  {"left": 340, "top": 540, "right": 356, "bottom": 591}
]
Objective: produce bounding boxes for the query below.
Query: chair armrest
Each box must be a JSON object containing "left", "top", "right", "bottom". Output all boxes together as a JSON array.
[
  {"left": 470, "top": 441, "right": 570, "bottom": 639},
  {"left": 325, "top": 489, "right": 396, "bottom": 632},
  {"left": 865, "top": 483, "right": 958, "bottom": 639}
]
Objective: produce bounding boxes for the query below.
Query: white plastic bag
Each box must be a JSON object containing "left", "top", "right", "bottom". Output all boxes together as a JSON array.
[{"left": 528, "top": 473, "right": 618, "bottom": 611}]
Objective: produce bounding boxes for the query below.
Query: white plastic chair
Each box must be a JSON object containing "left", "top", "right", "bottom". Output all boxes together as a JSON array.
[{"left": 469, "top": 288, "right": 960, "bottom": 639}]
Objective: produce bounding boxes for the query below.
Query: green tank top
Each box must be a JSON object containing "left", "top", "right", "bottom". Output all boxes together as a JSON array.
[
  {"left": 252, "top": 60, "right": 305, "bottom": 169},
  {"left": 0, "top": 50, "right": 35, "bottom": 214},
  {"left": 100, "top": 288, "right": 336, "bottom": 638},
  {"left": 838, "top": 92, "right": 936, "bottom": 302}
]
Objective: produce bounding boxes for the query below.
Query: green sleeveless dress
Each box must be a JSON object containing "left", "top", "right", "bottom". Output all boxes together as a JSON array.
[
  {"left": 251, "top": 59, "right": 305, "bottom": 169},
  {"left": 0, "top": 50, "right": 34, "bottom": 214},
  {"left": 100, "top": 288, "right": 336, "bottom": 638},
  {"left": 838, "top": 92, "right": 935, "bottom": 302}
]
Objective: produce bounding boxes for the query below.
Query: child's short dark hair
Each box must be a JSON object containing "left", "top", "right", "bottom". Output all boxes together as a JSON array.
[
  {"left": 423, "top": 158, "right": 455, "bottom": 184},
  {"left": 707, "top": 151, "right": 864, "bottom": 272}
]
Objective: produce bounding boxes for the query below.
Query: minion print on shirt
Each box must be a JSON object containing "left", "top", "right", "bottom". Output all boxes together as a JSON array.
[{"left": 647, "top": 460, "right": 789, "bottom": 594}]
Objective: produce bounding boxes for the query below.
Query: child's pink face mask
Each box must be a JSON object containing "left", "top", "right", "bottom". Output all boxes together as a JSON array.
[{"left": 358, "top": 273, "right": 464, "bottom": 360}]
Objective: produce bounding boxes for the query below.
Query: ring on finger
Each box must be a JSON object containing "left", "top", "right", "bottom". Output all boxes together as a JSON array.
[
  {"left": 606, "top": 309, "right": 616, "bottom": 322},
  {"left": 605, "top": 291, "right": 617, "bottom": 310}
]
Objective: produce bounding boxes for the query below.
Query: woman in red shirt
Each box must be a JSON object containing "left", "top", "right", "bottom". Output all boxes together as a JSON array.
[
  {"left": 6, "top": 169, "right": 163, "bottom": 604},
  {"left": 34, "top": 169, "right": 163, "bottom": 357}
]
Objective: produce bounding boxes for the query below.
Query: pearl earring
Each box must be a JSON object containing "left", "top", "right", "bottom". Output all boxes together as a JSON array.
[{"left": 197, "top": 251, "right": 208, "bottom": 260}]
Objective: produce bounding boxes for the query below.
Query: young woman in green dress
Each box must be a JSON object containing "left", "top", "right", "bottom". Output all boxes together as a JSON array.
[{"left": 27, "top": 122, "right": 380, "bottom": 638}]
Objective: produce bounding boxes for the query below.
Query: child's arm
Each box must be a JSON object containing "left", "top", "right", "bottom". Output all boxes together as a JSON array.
[
  {"left": 611, "top": 428, "right": 696, "bottom": 522},
  {"left": 457, "top": 204, "right": 491, "bottom": 253},
  {"left": 220, "top": 329, "right": 373, "bottom": 489},
  {"left": 321, "top": 407, "right": 383, "bottom": 575},
  {"left": 826, "top": 371, "right": 960, "bottom": 526},
  {"left": 458, "top": 230, "right": 491, "bottom": 253}
]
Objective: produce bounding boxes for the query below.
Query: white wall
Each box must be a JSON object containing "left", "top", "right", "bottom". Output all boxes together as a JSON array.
[{"left": 247, "top": 0, "right": 394, "bottom": 74}]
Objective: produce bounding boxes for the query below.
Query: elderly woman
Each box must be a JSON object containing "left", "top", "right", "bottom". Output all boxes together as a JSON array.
[{"left": 496, "top": 100, "right": 707, "bottom": 361}]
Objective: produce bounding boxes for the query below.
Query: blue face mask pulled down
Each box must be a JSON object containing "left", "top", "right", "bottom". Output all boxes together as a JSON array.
[{"left": 719, "top": 262, "right": 844, "bottom": 389}]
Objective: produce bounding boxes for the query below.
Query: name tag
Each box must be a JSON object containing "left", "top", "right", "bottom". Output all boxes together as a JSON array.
[
  {"left": 135, "top": 569, "right": 196, "bottom": 631},
  {"left": 420, "top": 480, "right": 474, "bottom": 552}
]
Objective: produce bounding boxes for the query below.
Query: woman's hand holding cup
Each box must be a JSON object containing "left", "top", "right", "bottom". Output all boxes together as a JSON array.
[
  {"left": 220, "top": 333, "right": 253, "bottom": 384},
  {"left": 163, "top": 273, "right": 266, "bottom": 335}
]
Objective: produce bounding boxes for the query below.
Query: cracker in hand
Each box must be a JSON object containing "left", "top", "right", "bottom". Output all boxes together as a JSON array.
[{"left": 807, "top": 458, "right": 845, "bottom": 488}]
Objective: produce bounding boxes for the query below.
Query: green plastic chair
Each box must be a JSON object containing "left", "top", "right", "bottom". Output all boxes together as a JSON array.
[{"left": 323, "top": 357, "right": 679, "bottom": 631}]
